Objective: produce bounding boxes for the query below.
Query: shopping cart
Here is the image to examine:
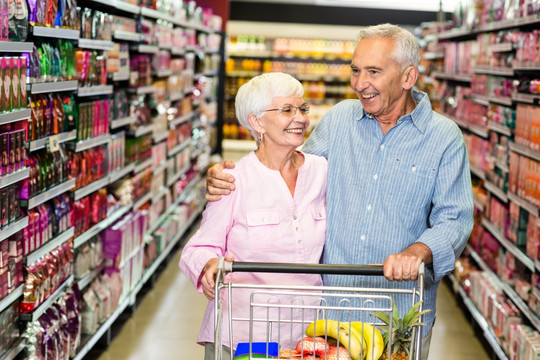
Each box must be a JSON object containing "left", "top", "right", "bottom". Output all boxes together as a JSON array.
[{"left": 214, "top": 259, "right": 425, "bottom": 360}]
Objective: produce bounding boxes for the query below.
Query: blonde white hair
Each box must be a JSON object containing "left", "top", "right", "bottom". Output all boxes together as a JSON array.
[
  {"left": 235, "top": 72, "right": 304, "bottom": 141},
  {"left": 357, "top": 23, "right": 420, "bottom": 69}
]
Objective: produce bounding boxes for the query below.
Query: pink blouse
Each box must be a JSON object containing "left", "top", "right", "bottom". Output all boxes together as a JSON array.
[{"left": 179, "top": 151, "right": 327, "bottom": 351}]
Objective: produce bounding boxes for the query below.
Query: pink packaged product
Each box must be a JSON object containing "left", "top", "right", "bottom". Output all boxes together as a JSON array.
[{"left": 0, "top": 0, "right": 7, "bottom": 41}]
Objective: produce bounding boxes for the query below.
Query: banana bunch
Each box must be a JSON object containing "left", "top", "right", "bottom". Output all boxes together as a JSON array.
[{"left": 305, "top": 320, "right": 384, "bottom": 360}]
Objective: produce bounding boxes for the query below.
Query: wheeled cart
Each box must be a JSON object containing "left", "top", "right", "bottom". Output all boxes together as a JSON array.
[{"left": 214, "top": 260, "right": 425, "bottom": 360}]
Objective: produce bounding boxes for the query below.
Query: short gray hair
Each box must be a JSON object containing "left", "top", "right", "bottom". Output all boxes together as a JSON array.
[
  {"left": 357, "top": 24, "right": 420, "bottom": 69},
  {"left": 235, "top": 72, "right": 304, "bottom": 141}
]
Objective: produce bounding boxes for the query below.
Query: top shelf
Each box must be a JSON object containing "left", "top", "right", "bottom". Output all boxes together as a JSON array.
[
  {"left": 438, "top": 14, "right": 540, "bottom": 40},
  {"left": 0, "top": 41, "right": 34, "bottom": 53}
]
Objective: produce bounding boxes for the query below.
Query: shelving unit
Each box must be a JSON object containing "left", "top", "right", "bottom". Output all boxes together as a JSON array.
[
  {"left": 0, "top": 0, "right": 224, "bottom": 358},
  {"left": 421, "top": 9, "right": 540, "bottom": 358}
]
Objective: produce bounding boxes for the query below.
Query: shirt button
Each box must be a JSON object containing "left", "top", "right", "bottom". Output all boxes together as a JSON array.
[
  {"left": 293, "top": 215, "right": 297, "bottom": 220},
  {"left": 367, "top": 205, "right": 372, "bottom": 211},
  {"left": 412, "top": 166, "right": 416, "bottom": 172},
  {"left": 296, "top": 227, "right": 299, "bottom": 231},
  {"left": 361, "top": 235, "right": 366, "bottom": 241},
  {"left": 373, "top": 174, "right": 378, "bottom": 180},
  {"left": 298, "top": 239, "right": 302, "bottom": 244},
  {"left": 380, "top": 145, "right": 385, "bottom": 150}
]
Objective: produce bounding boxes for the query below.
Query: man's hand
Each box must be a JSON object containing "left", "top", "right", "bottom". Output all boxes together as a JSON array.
[
  {"left": 200, "top": 253, "right": 235, "bottom": 300},
  {"left": 383, "top": 243, "right": 432, "bottom": 281},
  {"left": 206, "top": 160, "right": 236, "bottom": 202}
]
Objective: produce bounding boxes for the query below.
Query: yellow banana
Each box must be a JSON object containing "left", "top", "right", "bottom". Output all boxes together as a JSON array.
[
  {"left": 305, "top": 319, "right": 365, "bottom": 360},
  {"left": 351, "top": 322, "right": 384, "bottom": 360}
]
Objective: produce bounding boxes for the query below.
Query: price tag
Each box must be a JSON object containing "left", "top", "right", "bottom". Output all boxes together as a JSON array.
[{"left": 46, "top": 135, "right": 60, "bottom": 153}]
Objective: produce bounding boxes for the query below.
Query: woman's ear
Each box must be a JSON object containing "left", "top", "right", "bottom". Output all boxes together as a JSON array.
[
  {"left": 248, "top": 114, "right": 264, "bottom": 134},
  {"left": 402, "top": 66, "right": 419, "bottom": 91}
]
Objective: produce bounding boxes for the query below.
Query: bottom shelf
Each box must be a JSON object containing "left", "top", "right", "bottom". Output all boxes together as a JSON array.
[{"left": 447, "top": 274, "right": 508, "bottom": 360}]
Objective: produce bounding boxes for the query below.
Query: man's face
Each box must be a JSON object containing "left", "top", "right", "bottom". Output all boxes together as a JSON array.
[{"left": 350, "top": 37, "right": 410, "bottom": 120}]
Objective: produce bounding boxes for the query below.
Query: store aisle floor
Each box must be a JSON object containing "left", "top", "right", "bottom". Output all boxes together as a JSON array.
[{"left": 89, "top": 236, "right": 490, "bottom": 360}]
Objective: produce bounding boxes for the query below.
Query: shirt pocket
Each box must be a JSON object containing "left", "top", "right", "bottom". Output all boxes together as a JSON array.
[
  {"left": 246, "top": 209, "right": 282, "bottom": 257},
  {"left": 310, "top": 206, "right": 326, "bottom": 221},
  {"left": 384, "top": 158, "right": 436, "bottom": 209}
]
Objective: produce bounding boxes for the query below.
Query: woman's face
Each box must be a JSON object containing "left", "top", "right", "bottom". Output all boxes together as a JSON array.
[{"left": 259, "top": 96, "right": 310, "bottom": 150}]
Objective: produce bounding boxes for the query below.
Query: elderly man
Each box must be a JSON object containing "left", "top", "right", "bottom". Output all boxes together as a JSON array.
[{"left": 206, "top": 24, "right": 474, "bottom": 359}]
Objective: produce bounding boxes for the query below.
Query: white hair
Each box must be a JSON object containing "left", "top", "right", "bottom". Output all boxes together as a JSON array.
[
  {"left": 235, "top": 72, "right": 304, "bottom": 140},
  {"left": 357, "top": 23, "right": 420, "bottom": 69}
]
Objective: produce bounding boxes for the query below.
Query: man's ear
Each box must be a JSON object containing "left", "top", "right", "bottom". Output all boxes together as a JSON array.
[
  {"left": 247, "top": 114, "right": 264, "bottom": 134},
  {"left": 403, "top": 66, "right": 419, "bottom": 91}
]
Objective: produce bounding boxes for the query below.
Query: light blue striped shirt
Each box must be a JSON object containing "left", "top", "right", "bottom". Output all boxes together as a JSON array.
[{"left": 303, "top": 89, "right": 474, "bottom": 331}]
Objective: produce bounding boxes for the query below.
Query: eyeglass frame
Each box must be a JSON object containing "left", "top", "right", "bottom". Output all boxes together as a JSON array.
[{"left": 263, "top": 103, "right": 310, "bottom": 115}]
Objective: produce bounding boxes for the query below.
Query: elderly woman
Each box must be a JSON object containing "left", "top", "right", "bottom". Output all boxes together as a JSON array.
[{"left": 179, "top": 72, "right": 327, "bottom": 359}]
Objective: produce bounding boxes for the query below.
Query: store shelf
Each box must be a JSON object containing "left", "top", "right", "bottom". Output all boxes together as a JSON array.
[
  {"left": 471, "top": 94, "right": 490, "bottom": 106},
  {"left": 77, "top": 85, "right": 114, "bottom": 97},
  {"left": 110, "top": 115, "right": 136, "bottom": 129},
  {"left": 448, "top": 274, "right": 509, "bottom": 360},
  {"left": 0, "top": 41, "right": 33, "bottom": 52},
  {"left": 151, "top": 187, "right": 169, "bottom": 204},
  {"left": 30, "top": 80, "right": 78, "bottom": 94},
  {"left": 154, "top": 69, "right": 173, "bottom": 78},
  {"left": 72, "top": 176, "right": 109, "bottom": 201},
  {"left": 28, "top": 130, "right": 77, "bottom": 151},
  {"left": 87, "top": 0, "right": 140, "bottom": 14},
  {"left": 27, "top": 178, "right": 76, "bottom": 209},
  {"left": 167, "top": 138, "right": 191, "bottom": 158},
  {"left": 0, "top": 338, "right": 26, "bottom": 360},
  {"left": 77, "top": 264, "right": 105, "bottom": 290},
  {"left": 468, "top": 244, "right": 540, "bottom": 332},
  {"left": 484, "top": 180, "right": 508, "bottom": 204},
  {"left": 472, "top": 65, "right": 514, "bottom": 76},
  {"left": 111, "top": 71, "right": 131, "bottom": 82},
  {"left": 474, "top": 198, "right": 485, "bottom": 212},
  {"left": 133, "top": 158, "right": 153, "bottom": 174},
  {"left": 113, "top": 30, "right": 142, "bottom": 42},
  {"left": 67, "top": 133, "right": 111, "bottom": 152},
  {"left": 153, "top": 130, "right": 169, "bottom": 144},
  {"left": 171, "top": 47, "right": 185, "bottom": 56},
  {"left": 128, "top": 85, "right": 156, "bottom": 95},
  {"left": 432, "top": 71, "right": 472, "bottom": 82},
  {"left": 0, "top": 216, "right": 28, "bottom": 242},
  {"left": 166, "top": 163, "right": 190, "bottom": 187},
  {"left": 134, "top": 44, "right": 159, "bottom": 54},
  {"left": 512, "top": 92, "right": 540, "bottom": 104},
  {"left": 109, "top": 163, "right": 135, "bottom": 184},
  {"left": 153, "top": 161, "right": 167, "bottom": 176},
  {"left": 129, "top": 123, "right": 155, "bottom": 138},
  {"left": 507, "top": 192, "right": 540, "bottom": 217},
  {"left": 133, "top": 192, "right": 152, "bottom": 210},
  {"left": 481, "top": 218, "right": 534, "bottom": 271},
  {"left": 72, "top": 294, "right": 131, "bottom": 360},
  {"left": 488, "top": 95, "right": 513, "bottom": 107},
  {"left": 490, "top": 42, "right": 514, "bottom": 53},
  {"left": 31, "top": 25, "right": 79, "bottom": 39},
  {"left": 78, "top": 39, "right": 115, "bottom": 50},
  {"left": 468, "top": 124, "right": 489, "bottom": 139},
  {"left": 0, "top": 168, "right": 29, "bottom": 191},
  {"left": 140, "top": 6, "right": 175, "bottom": 23},
  {"left": 509, "top": 142, "right": 540, "bottom": 162},
  {"left": 0, "top": 285, "right": 23, "bottom": 313},
  {"left": 168, "top": 92, "right": 185, "bottom": 102},
  {"left": 20, "top": 275, "right": 74, "bottom": 322},
  {"left": 170, "top": 110, "right": 197, "bottom": 128},
  {"left": 73, "top": 202, "right": 133, "bottom": 249},
  {"left": 0, "top": 108, "right": 31, "bottom": 126},
  {"left": 512, "top": 62, "right": 540, "bottom": 71},
  {"left": 487, "top": 121, "right": 513, "bottom": 137},
  {"left": 25, "top": 228, "right": 75, "bottom": 265}
]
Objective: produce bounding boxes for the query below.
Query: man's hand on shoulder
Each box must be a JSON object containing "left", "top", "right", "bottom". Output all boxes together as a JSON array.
[{"left": 206, "top": 160, "right": 237, "bottom": 202}]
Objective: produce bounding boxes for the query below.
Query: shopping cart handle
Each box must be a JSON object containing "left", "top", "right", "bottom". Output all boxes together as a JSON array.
[{"left": 225, "top": 261, "right": 386, "bottom": 276}]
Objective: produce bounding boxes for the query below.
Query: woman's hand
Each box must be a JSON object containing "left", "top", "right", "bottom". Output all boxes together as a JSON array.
[{"left": 200, "top": 253, "right": 235, "bottom": 300}]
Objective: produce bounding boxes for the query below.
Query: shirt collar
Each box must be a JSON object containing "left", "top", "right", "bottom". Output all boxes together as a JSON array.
[{"left": 358, "top": 89, "right": 431, "bottom": 134}]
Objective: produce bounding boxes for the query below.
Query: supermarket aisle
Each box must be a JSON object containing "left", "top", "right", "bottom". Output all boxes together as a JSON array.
[{"left": 89, "top": 238, "right": 490, "bottom": 360}]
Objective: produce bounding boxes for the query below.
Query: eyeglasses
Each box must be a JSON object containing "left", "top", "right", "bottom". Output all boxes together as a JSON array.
[{"left": 263, "top": 104, "right": 310, "bottom": 116}]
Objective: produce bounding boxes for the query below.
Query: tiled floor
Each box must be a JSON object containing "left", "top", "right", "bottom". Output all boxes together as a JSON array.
[{"left": 88, "top": 232, "right": 491, "bottom": 360}]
